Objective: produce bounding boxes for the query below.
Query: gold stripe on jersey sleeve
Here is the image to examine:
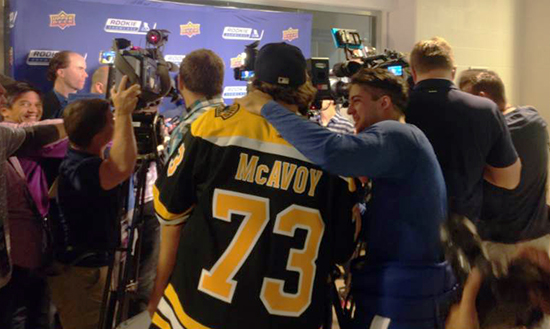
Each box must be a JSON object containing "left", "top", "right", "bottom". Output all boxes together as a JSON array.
[
  {"left": 190, "top": 103, "right": 293, "bottom": 147},
  {"left": 153, "top": 185, "right": 194, "bottom": 224},
  {"left": 340, "top": 176, "right": 357, "bottom": 192},
  {"left": 165, "top": 283, "right": 213, "bottom": 329},
  {"left": 190, "top": 103, "right": 312, "bottom": 163},
  {"left": 152, "top": 312, "right": 173, "bottom": 329}
]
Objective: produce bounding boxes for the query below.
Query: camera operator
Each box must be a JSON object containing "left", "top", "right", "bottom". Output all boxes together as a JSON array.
[
  {"left": 242, "top": 67, "right": 455, "bottom": 328},
  {"left": 405, "top": 37, "right": 521, "bottom": 225},
  {"left": 460, "top": 70, "right": 550, "bottom": 268},
  {"left": 46, "top": 76, "right": 139, "bottom": 329},
  {"left": 43, "top": 51, "right": 88, "bottom": 119},
  {"left": 310, "top": 100, "right": 355, "bottom": 134},
  {"left": 149, "top": 42, "right": 357, "bottom": 329},
  {"left": 165, "top": 49, "right": 225, "bottom": 157}
]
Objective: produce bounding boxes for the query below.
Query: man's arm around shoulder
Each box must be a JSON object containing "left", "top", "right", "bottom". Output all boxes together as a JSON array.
[
  {"left": 99, "top": 77, "right": 140, "bottom": 190},
  {"left": 484, "top": 158, "right": 521, "bottom": 190},
  {"left": 484, "top": 106, "right": 522, "bottom": 190}
]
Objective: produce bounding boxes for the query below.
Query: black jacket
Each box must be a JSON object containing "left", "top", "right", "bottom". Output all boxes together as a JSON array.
[{"left": 42, "top": 90, "right": 62, "bottom": 120}]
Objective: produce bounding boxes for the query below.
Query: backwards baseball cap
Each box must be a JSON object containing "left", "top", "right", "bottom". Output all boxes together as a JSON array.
[{"left": 254, "top": 42, "right": 306, "bottom": 87}]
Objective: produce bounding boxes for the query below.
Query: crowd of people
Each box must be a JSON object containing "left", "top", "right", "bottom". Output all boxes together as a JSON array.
[{"left": 0, "top": 35, "right": 549, "bottom": 329}]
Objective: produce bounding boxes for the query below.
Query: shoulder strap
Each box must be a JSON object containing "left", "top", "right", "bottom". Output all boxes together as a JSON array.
[
  {"left": 7, "top": 157, "right": 25, "bottom": 179},
  {"left": 7, "top": 157, "right": 44, "bottom": 220}
]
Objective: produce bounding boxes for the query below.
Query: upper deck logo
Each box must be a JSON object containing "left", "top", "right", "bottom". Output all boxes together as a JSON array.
[
  {"left": 180, "top": 22, "right": 201, "bottom": 38},
  {"left": 230, "top": 54, "right": 245, "bottom": 68},
  {"left": 27, "top": 50, "right": 60, "bottom": 66},
  {"left": 222, "top": 26, "right": 264, "bottom": 41},
  {"left": 283, "top": 28, "right": 299, "bottom": 42},
  {"left": 50, "top": 11, "right": 76, "bottom": 30},
  {"left": 104, "top": 18, "right": 157, "bottom": 35}
]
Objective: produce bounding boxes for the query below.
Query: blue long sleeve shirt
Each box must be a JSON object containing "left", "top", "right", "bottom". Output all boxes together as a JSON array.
[{"left": 262, "top": 101, "right": 447, "bottom": 263}]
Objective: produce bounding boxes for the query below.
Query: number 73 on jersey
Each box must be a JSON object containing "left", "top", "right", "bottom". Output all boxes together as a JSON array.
[{"left": 197, "top": 188, "right": 325, "bottom": 317}]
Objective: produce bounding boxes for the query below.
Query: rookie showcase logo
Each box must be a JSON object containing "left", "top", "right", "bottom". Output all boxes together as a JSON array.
[
  {"left": 27, "top": 50, "right": 60, "bottom": 66},
  {"left": 164, "top": 55, "right": 185, "bottom": 65},
  {"left": 49, "top": 11, "right": 76, "bottom": 30},
  {"left": 180, "top": 22, "right": 201, "bottom": 38},
  {"left": 222, "top": 86, "right": 247, "bottom": 99},
  {"left": 282, "top": 27, "right": 299, "bottom": 42},
  {"left": 9, "top": 11, "right": 18, "bottom": 28},
  {"left": 104, "top": 18, "right": 157, "bottom": 35},
  {"left": 222, "top": 27, "right": 264, "bottom": 41}
]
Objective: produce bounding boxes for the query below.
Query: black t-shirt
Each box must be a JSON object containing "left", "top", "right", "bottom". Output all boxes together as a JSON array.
[
  {"left": 406, "top": 79, "right": 518, "bottom": 221},
  {"left": 479, "top": 106, "right": 550, "bottom": 242},
  {"left": 57, "top": 148, "right": 121, "bottom": 266}
]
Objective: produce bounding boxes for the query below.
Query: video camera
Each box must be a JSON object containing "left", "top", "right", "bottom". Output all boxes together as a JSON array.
[
  {"left": 233, "top": 41, "right": 259, "bottom": 81},
  {"left": 233, "top": 29, "right": 409, "bottom": 110},
  {"left": 106, "top": 29, "right": 175, "bottom": 110},
  {"left": 105, "top": 29, "right": 178, "bottom": 156},
  {"left": 327, "top": 28, "right": 409, "bottom": 106}
]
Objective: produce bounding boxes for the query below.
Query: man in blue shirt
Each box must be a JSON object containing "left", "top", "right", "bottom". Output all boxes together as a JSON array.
[
  {"left": 310, "top": 100, "right": 355, "bottom": 134},
  {"left": 462, "top": 70, "right": 550, "bottom": 267},
  {"left": 240, "top": 68, "right": 455, "bottom": 328}
]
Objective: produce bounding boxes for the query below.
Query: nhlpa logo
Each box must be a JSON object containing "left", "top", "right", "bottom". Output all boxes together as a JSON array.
[
  {"left": 9, "top": 11, "right": 18, "bottom": 28},
  {"left": 180, "top": 22, "right": 201, "bottom": 38},
  {"left": 283, "top": 28, "right": 299, "bottom": 42},
  {"left": 104, "top": 18, "right": 157, "bottom": 35},
  {"left": 230, "top": 54, "right": 245, "bottom": 69},
  {"left": 222, "top": 27, "right": 264, "bottom": 41},
  {"left": 222, "top": 86, "right": 247, "bottom": 99},
  {"left": 27, "top": 50, "right": 60, "bottom": 66},
  {"left": 49, "top": 11, "right": 76, "bottom": 30}
]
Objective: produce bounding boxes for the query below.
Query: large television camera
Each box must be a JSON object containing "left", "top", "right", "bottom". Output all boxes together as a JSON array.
[
  {"left": 328, "top": 28, "right": 409, "bottom": 106},
  {"left": 232, "top": 29, "right": 409, "bottom": 110},
  {"left": 106, "top": 29, "right": 177, "bottom": 156}
]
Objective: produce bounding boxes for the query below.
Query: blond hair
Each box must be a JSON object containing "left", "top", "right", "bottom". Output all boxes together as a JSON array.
[{"left": 410, "top": 37, "right": 454, "bottom": 74}]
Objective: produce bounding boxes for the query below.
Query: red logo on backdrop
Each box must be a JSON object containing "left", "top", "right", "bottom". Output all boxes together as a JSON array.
[
  {"left": 49, "top": 11, "right": 76, "bottom": 30},
  {"left": 282, "top": 27, "right": 299, "bottom": 42},
  {"left": 180, "top": 22, "right": 201, "bottom": 38},
  {"left": 230, "top": 54, "right": 245, "bottom": 68}
]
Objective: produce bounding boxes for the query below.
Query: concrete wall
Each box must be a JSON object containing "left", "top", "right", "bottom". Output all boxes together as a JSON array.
[
  {"left": 518, "top": 0, "right": 550, "bottom": 125},
  {"left": 386, "top": 0, "right": 521, "bottom": 104},
  {"left": 222, "top": 0, "right": 397, "bottom": 12}
]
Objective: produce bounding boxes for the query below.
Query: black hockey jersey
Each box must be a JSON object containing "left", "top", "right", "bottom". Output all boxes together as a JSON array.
[{"left": 151, "top": 103, "right": 357, "bottom": 329}]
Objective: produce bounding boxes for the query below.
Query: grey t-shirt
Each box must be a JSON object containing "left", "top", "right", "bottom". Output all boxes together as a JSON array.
[
  {"left": 0, "top": 125, "right": 26, "bottom": 287},
  {"left": 480, "top": 106, "right": 550, "bottom": 242}
]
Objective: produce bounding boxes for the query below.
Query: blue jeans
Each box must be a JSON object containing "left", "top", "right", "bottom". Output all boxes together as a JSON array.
[{"left": 0, "top": 266, "right": 52, "bottom": 329}]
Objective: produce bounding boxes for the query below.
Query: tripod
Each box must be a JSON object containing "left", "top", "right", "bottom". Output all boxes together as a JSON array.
[{"left": 99, "top": 152, "right": 163, "bottom": 329}]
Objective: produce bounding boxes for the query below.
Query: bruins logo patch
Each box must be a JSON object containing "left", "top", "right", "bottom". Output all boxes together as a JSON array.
[{"left": 215, "top": 104, "right": 240, "bottom": 120}]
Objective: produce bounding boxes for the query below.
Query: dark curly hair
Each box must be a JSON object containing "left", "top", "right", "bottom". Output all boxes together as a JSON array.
[
  {"left": 350, "top": 67, "right": 409, "bottom": 112},
  {"left": 251, "top": 77, "right": 316, "bottom": 116}
]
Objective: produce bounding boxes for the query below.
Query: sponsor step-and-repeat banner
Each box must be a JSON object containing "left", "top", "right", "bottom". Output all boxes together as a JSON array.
[{"left": 8, "top": 0, "right": 312, "bottom": 111}]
